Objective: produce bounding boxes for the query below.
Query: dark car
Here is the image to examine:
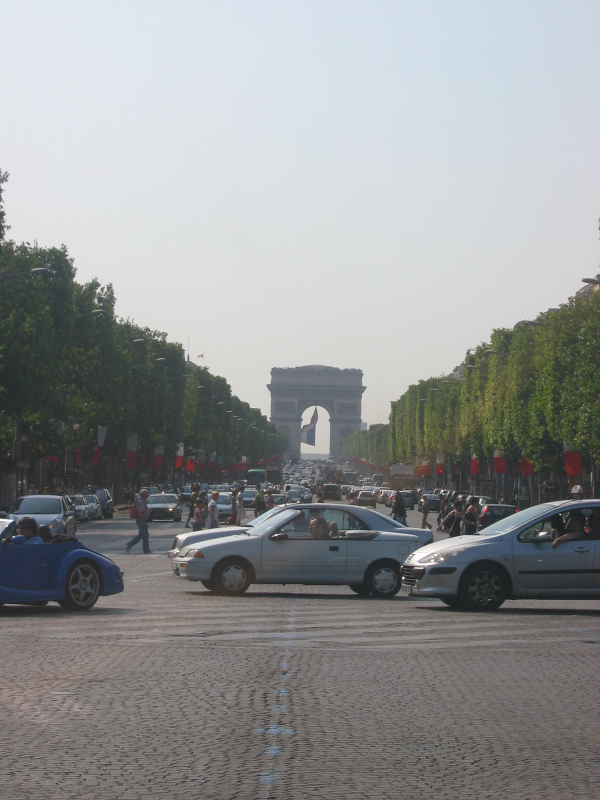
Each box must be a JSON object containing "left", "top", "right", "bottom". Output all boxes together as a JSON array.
[
  {"left": 478, "top": 504, "right": 517, "bottom": 531},
  {"left": 418, "top": 493, "right": 441, "bottom": 512},
  {"left": 90, "top": 487, "right": 113, "bottom": 518},
  {"left": 402, "top": 490, "right": 417, "bottom": 510},
  {"left": 322, "top": 484, "right": 342, "bottom": 501}
]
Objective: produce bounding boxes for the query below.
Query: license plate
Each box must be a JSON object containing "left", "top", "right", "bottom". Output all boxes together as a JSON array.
[{"left": 401, "top": 584, "right": 412, "bottom": 595}]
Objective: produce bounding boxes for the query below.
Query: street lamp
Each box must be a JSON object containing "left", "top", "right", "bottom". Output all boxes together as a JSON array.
[
  {"left": 133, "top": 339, "right": 145, "bottom": 344},
  {"left": 582, "top": 276, "right": 600, "bottom": 285},
  {"left": 0, "top": 267, "right": 56, "bottom": 281},
  {"left": 156, "top": 357, "right": 167, "bottom": 363},
  {"left": 74, "top": 308, "right": 107, "bottom": 318}
]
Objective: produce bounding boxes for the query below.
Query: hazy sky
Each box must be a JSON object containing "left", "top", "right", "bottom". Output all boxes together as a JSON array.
[{"left": 2, "top": 1, "right": 599, "bottom": 454}]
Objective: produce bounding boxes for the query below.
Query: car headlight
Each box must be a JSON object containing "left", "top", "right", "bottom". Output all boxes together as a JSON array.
[
  {"left": 184, "top": 549, "right": 204, "bottom": 559},
  {"left": 168, "top": 508, "right": 174, "bottom": 512},
  {"left": 416, "top": 548, "right": 465, "bottom": 564}
]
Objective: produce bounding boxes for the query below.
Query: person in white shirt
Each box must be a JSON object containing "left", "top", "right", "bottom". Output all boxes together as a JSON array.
[{"left": 236, "top": 485, "right": 246, "bottom": 524}]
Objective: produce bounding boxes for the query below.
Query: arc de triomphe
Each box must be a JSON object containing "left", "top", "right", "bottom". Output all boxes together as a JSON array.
[{"left": 268, "top": 365, "right": 365, "bottom": 461}]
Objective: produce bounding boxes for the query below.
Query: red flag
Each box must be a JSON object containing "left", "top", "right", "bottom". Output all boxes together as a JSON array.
[
  {"left": 185, "top": 458, "right": 195, "bottom": 472},
  {"left": 421, "top": 464, "right": 431, "bottom": 477},
  {"left": 564, "top": 450, "right": 583, "bottom": 477},
  {"left": 521, "top": 455, "right": 535, "bottom": 476},
  {"left": 74, "top": 448, "right": 80, "bottom": 466},
  {"left": 153, "top": 453, "right": 165, "bottom": 470},
  {"left": 493, "top": 451, "right": 507, "bottom": 474},
  {"left": 175, "top": 455, "right": 184, "bottom": 469},
  {"left": 91, "top": 447, "right": 102, "bottom": 466},
  {"left": 125, "top": 451, "right": 137, "bottom": 469},
  {"left": 43, "top": 455, "right": 59, "bottom": 463},
  {"left": 470, "top": 458, "right": 480, "bottom": 476}
]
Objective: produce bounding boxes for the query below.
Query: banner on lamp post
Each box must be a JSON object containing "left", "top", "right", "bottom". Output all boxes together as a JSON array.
[
  {"left": 564, "top": 444, "right": 583, "bottom": 477},
  {"left": 153, "top": 445, "right": 165, "bottom": 471},
  {"left": 175, "top": 442, "right": 184, "bottom": 470},
  {"left": 493, "top": 450, "right": 507, "bottom": 475}
]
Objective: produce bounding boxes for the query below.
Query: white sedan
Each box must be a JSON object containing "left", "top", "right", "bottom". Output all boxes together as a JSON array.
[{"left": 172, "top": 506, "right": 421, "bottom": 598}]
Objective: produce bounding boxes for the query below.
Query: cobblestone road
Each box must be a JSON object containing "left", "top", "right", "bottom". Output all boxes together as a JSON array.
[{"left": 2, "top": 512, "right": 600, "bottom": 799}]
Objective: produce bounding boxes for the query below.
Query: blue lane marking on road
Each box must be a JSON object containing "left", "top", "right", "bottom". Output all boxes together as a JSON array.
[
  {"left": 272, "top": 705, "right": 286, "bottom": 713},
  {"left": 261, "top": 772, "right": 279, "bottom": 784},
  {"left": 280, "top": 661, "right": 290, "bottom": 668},
  {"left": 265, "top": 746, "right": 282, "bottom": 756}
]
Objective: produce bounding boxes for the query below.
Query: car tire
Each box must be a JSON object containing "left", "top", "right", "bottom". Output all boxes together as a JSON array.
[
  {"left": 364, "top": 561, "right": 401, "bottom": 599},
  {"left": 201, "top": 579, "right": 215, "bottom": 592},
  {"left": 212, "top": 558, "right": 252, "bottom": 596},
  {"left": 348, "top": 583, "right": 371, "bottom": 596},
  {"left": 59, "top": 560, "right": 102, "bottom": 611},
  {"left": 459, "top": 564, "right": 507, "bottom": 611}
]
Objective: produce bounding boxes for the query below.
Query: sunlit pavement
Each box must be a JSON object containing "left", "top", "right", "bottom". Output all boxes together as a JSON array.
[{"left": 3, "top": 510, "right": 600, "bottom": 799}]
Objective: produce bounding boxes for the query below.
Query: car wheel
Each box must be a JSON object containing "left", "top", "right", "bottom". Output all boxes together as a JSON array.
[
  {"left": 201, "top": 580, "right": 215, "bottom": 591},
  {"left": 364, "top": 561, "right": 401, "bottom": 598},
  {"left": 212, "top": 559, "right": 252, "bottom": 596},
  {"left": 459, "top": 564, "right": 507, "bottom": 611},
  {"left": 348, "top": 583, "right": 371, "bottom": 596},
  {"left": 59, "top": 560, "right": 102, "bottom": 611}
]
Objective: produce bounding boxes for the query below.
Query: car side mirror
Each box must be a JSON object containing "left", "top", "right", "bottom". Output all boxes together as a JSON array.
[
  {"left": 534, "top": 531, "right": 550, "bottom": 543},
  {"left": 271, "top": 532, "right": 288, "bottom": 541}
]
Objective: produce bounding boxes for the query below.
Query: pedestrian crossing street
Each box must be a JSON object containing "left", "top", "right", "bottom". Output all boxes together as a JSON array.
[{"left": 4, "top": 554, "right": 600, "bottom": 654}]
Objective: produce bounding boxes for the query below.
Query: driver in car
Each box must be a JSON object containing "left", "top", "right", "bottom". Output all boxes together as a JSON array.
[
  {"left": 12, "top": 517, "right": 44, "bottom": 545},
  {"left": 552, "top": 511, "right": 587, "bottom": 548},
  {"left": 309, "top": 516, "right": 330, "bottom": 540}
]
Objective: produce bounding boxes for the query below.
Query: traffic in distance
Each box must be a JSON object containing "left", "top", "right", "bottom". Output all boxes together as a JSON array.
[{"left": 2, "top": 461, "right": 600, "bottom": 611}]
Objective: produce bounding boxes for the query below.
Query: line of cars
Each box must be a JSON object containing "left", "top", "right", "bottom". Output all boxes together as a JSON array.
[{"left": 3, "top": 488, "right": 114, "bottom": 538}]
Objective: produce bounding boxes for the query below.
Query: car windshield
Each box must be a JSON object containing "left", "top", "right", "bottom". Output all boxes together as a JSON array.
[
  {"left": 217, "top": 495, "right": 232, "bottom": 505},
  {"left": 247, "top": 508, "right": 299, "bottom": 536},
  {"left": 70, "top": 496, "right": 84, "bottom": 504},
  {"left": 83, "top": 495, "right": 97, "bottom": 503},
  {"left": 149, "top": 495, "right": 178, "bottom": 504},
  {"left": 247, "top": 507, "right": 286, "bottom": 527},
  {"left": 479, "top": 503, "right": 558, "bottom": 535},
  {"left": 12, "top": 497, "right": 62, "bottom": 514}
]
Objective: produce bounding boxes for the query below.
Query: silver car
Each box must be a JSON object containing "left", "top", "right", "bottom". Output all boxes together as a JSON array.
[
  {"left": 401, "top": 500, "right": 600, "bottom": 610},
  {"left": 10, "top": 495, "right": 77, "bottom": 537},
  {"left": 69, "top": 495, "right": 90, "bottom": 523},
  {"left": 83, "top": 493, "right": 103, "bottom": 520}
]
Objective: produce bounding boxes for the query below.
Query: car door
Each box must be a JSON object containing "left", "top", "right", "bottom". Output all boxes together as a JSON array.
[
  {"left": 0, "top": 542, "right": 61, "bottom": 591},
  {"left": 261, "top": 511, "right": 347, "bottom": 583},
  {"left": 512, "top": 510, "right": 595, "bottom": 592}
]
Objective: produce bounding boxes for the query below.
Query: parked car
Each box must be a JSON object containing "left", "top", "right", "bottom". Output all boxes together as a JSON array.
[
  {"left": 0, "top": 518, "right": 124, "bottom": 610},
  {"left": 10, "top": 495, "right": 77, "bottom": 537},
  {"left": 478, "top": 504, "right": 518, "bottom": 530},
  {"left": 90, "top": 487, "right": 114, "bottom": 518},
  {"left": 146, "top": 493, "right": 183, "bottom": 522},
  {"left": 173, "top": 506, "right": 423, "bottom": 598},
  {"left": 82, "top": 493, "right": 103, "bottom": 520},
  {"left": 357, "top": 491, "right": 377, "bottom": 508},
  {"left": 69, "top": 495, "right": 90, "bottom": 523},
  {"left": 401, "top": 500, "right": 600, "bottom": 610}
]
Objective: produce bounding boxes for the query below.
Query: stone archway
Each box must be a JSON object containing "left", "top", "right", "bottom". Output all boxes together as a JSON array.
[{"left": 267, "top": 366, "right": 365, "bottom": 461}]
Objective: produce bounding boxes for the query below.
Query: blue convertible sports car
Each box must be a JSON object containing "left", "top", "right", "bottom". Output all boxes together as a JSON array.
[{"left": 0, "top": 519, "right": 124, "bottom": 611}]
